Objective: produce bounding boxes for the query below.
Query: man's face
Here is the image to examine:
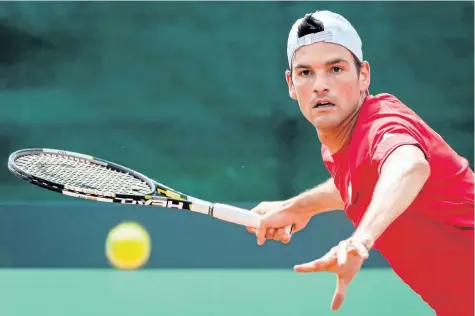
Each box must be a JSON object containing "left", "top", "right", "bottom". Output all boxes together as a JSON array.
[{"left": 285, "top": 42, "right": 370, "bottom": 131}]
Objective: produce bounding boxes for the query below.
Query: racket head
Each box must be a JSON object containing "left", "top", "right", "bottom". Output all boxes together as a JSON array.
[
  {"left": 8, "top": 148, "right": 288, "bottom": 230},
  {"left": 8, "top": 148, "right": 159, "bottom": 200}
]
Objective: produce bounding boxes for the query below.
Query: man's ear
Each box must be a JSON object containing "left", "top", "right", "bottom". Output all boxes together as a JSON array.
[
  {"left": 285, "top": 70, "right": 297, "bottom": 100},
  {"left": 359, "top": 61, "right": 371, "bottom": 93}
]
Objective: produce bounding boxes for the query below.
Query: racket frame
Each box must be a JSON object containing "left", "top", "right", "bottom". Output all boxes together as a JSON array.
[{"left": 8, "top": 148, "right": 195, "bottom": 209}]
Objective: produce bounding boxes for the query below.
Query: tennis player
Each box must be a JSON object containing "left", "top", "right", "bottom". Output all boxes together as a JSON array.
[{"left": 247, "top": 10, "right": 474, "bottom": 316}]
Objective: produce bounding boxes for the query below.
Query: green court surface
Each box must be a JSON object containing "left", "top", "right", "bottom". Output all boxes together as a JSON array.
[{"left": 0, "top": 268, "right": 434, "bottom": 316}]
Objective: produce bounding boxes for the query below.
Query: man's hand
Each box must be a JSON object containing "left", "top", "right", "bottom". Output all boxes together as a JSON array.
[
  {"left": 246, "top": 201, "right": 312, "bottom": 245},
  {"left": 294, "top": 236, "right": 371, "bottom": 311}
]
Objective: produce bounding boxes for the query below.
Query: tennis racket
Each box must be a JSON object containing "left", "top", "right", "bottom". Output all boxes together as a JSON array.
[{"left": 8, "top": 148, "right": 293, "bottom": 233}]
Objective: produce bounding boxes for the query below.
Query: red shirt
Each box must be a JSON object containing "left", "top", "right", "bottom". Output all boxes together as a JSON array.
[{"left": 322, "top": 93, "right": 474, "bottom": 315}]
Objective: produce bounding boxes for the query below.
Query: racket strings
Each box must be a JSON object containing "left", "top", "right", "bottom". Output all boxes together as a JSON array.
[{"left": 14, "top": 153, "right": 152, "bottom": 195}]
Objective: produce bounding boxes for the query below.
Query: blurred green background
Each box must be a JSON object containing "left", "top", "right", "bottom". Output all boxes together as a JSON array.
[{"left": 0, "top": 2, "right": 472, "bottom": 315}]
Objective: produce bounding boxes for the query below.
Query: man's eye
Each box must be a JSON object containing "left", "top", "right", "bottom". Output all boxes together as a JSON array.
[
  {"left": 332, "top": 66, "right": 343, "bottom": 73},
  {"left": 299, "top": 70, "right": 311, "bottom": 76}
]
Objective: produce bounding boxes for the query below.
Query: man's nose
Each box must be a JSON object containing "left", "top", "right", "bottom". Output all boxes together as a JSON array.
[{"left": 312, "top": 74, "right": 330, "bottom": 94}]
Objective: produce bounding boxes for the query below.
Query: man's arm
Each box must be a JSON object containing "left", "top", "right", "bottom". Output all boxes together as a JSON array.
[
  {"left": 251, "top": 177, "right": 344, "bottom": 245},
  {"left": 352, "top": 145, "right": 430, "bottom": 248},
  {"left": 284, "top": 177, "right": 345, "bottom": 216}
]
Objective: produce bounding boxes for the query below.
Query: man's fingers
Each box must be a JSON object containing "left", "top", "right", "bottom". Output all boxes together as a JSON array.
[
  {"left": 255, "top": 222, "right": 267, "bottom": 246},
  {"left": 294, "top": 256, "right": 332, "bottom": 273},
  {"left": 293, "top": 261, "right": 320, "bottom": 273},
  {"left": 337, "top": 241, "right": 349, "bottom": 266},
  {"left": 337, "top": 240, "right": 370, "bottom": 266},
  {"left": 331, "top": 290, "right": 346, "bottom": 311},
  {"left": 274, "top": 227, "right": 292, "bottom": 244},
  {"left": 256, "top": 222, "right": 278, "bottom": 245},
  {"left": 249, "top": 225, "right": 292, "bottom": 244},
  {"left": 281, "top": 228, "right": 291, "bottom": 244},
  {"left": 353, "top": 242, "right": 369, "bottom": 259},
  {"left": 273, "top": 228, "right": 284, "bottom": 241},
  {"left": 267, "top": 228, "right": 276, "bottom": 239},
  {"left": 331, "top": 275, "right": 349, "bottom": 310}
]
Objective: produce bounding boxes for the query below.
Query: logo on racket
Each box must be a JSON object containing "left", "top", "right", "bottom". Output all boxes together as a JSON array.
[{"left": 119, "top": 197, "right": 186, "bottom": 209}]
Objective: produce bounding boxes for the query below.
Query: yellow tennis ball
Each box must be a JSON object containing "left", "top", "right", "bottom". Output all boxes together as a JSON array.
[{"left": 105, "top": 221, "right": 151, "bottom": 270}]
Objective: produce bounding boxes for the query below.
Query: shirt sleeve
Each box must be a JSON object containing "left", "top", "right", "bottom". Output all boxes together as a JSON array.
[{"left": 370, "top": 118, "right": 429, "bottom": 175}]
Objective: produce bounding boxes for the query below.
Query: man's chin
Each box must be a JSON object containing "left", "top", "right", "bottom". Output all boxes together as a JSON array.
[{"left": 311, "top": 118, "right": 340, "bottom": 131}]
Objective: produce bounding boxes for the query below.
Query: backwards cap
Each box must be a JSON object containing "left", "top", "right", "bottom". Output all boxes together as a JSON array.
[{"left": 286, "top": 10, "right": 363, "bottom": 68}]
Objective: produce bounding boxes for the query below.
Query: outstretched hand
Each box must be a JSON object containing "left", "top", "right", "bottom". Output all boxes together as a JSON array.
[{"left": 294, "top": 237, "right": 371, "bottom": 311}]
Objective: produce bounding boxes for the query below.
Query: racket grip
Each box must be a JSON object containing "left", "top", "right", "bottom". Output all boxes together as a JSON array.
[
  {"left": 211, "top": 203, "right": 260, "bottom": 227},
  {"left": 211, "top": 203, "right": 294, "bottom": 236}
]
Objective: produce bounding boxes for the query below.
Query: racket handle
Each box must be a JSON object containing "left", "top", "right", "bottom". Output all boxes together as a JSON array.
[{"left": 211, "top": 203, "right": 293, "bottom": 236}]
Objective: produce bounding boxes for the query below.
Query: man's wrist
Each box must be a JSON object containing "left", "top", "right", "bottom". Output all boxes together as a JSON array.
[
  {"left": 351, "top": 231, "right": 375, "bottom": 251},
  {"left": 282, "top": 197, "right": 316, "bottom": 216},
  {"left": 281, "top": 198, "right": 303, "bottom": 215}
]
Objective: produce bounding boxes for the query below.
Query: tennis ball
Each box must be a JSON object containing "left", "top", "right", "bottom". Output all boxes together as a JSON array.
[{"left": 105, "top": 221, "right": 151, "bottom": 270}]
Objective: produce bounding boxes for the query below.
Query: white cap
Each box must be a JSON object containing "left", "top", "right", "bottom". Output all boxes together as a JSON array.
[{"left": 287, "top": 10, "right": 363, "bottom": 68}]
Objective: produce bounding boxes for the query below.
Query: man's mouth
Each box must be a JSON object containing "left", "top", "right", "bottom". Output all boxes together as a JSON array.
[{"left": 313, "top": 101, "right": 335, "bottom": 108}]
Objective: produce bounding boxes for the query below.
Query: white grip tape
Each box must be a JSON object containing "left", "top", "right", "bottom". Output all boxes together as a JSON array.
[{"left": 212, "top": 203, "right": 293, "bottom": 236}]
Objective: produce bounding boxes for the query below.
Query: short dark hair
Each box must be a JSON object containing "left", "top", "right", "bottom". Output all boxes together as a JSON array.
[{"left": 293, "top": 14, "right": 362, "bottom": 74}]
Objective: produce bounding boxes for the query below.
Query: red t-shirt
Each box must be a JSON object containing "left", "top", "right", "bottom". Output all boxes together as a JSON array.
[{"left": 322, "top": 93, "right": 474, "bottom": 315}]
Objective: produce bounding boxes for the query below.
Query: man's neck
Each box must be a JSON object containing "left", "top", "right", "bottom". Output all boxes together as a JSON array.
[
  {"left": 318, "top": 94, "right": 367, "bottom": 155},
  {"left": 317, "top": 116, "right": 358, "bottom": 155}
]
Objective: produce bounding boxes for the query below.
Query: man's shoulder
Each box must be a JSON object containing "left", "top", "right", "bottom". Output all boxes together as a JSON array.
[
  {"left": 362, "top": 93, "right": 416, "bottom": 117},
  {"left": 357, "top": 93, "right": 422, "bottom": 131},
  {"left": 349, "top": 93, "right": 426, "bottom": 158}
]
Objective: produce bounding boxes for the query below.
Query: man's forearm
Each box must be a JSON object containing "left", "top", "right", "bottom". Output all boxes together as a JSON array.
[
  {"left": 284, "top": 177, "right": 344, "bottom": 216},
  {"left": 353, "top": 146, "right": 430, "bottom": 248}
]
